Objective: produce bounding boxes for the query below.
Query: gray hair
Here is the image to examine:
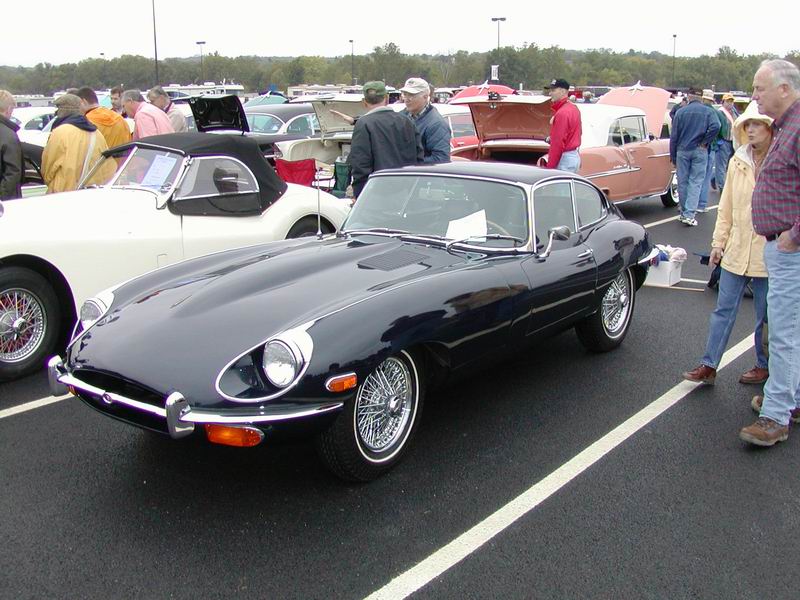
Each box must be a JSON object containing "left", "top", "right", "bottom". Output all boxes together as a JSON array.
[
  {"left": 147, "top": 86, "right": 168, "bottom": 100},
  {"left": 121, "top": 89, "right": 145, "bottom": 103},
  {"left": 0, "top": 90, "right": 15, "bottom": 112},
  {"left": 760, "top": 59, "right": 800, "bottom": 92}
]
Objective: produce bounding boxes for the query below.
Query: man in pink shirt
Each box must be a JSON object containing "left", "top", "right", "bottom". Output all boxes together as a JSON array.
[{"left": 121, "top": 89, "right": 175, "bottom": 140}]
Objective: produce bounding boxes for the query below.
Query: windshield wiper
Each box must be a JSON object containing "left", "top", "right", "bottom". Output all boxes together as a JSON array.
[
  {"left": 445, "top": 233, "right": 526, "bottom": 252},
  {"left": 343, "top": 228, "right": 410, "bottom": 237}
]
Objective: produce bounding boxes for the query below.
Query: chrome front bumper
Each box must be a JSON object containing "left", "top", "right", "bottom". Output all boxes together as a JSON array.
[{"left": 48, "top": 356, "right": 344, "bottom": 439}]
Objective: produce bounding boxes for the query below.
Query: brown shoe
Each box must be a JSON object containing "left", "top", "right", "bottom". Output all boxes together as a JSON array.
[
  {"left": 739, "top": 417, "right": 789, "bottom": 446},
  {"left": 751, "top": 395, "right": 800, "bottom": 423},
  {"left": 740, "top": 366, "right": 769, "bottom": 384},
  {"left": 682, "top": 365, "right": 716, "bottom": 384}
]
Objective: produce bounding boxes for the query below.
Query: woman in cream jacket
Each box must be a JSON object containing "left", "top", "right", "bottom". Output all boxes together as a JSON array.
[{"left": 683, "top": 103, "right": 773, "bottom": 386}]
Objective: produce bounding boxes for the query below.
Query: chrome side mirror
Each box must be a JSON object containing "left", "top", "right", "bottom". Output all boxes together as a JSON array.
[{"left": 538, "top": 225, "right": 571, "bottom": 259}]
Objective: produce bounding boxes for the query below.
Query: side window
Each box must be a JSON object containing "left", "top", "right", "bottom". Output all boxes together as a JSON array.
[
  {"left": 248, "top": 114, "right": 281, "bottom": 133},
  {"left": 286, "top": 115, "right": 313, "bottom": 136},
  {"left": 608, "top": 120, "right": 623, "bottom": 146},
  {"left": 172, "top": 157, "right": 262, "bottom": 216},
  {"left": 574, "top": 183, "right": 606, "bottom": 228},
  {"left": 533, "top": 182, "right": 575, "bottom": 247},
  {"left": 619, "top": 116, "right": 645, "bottom": 144}
]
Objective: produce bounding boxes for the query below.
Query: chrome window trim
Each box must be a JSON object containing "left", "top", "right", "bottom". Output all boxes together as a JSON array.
[
  {"left": 530, "top": 178, "right": 578, "bottom": 245},
  {"left": 171, "top": 155, "right": 261, "bottom": 204}
]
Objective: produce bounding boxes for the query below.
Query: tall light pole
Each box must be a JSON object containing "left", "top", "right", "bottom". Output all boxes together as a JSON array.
[
  {"left": 197, "top": 41, "right": 206, "bottom": 83},
  {"left": 491, "top": 17, "right": 506, "bottom": 51},
  {"left": 151, "top": 0, "right": 159, "bottom": 85},
  {"left": 672, "top": 34, "right": 677, "bottom": 88},
  {"left": 349, "top": 39, "right": 355, "bottom": 86}
]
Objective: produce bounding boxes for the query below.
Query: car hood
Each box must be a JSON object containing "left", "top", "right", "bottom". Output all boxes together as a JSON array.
[
  {"left": 597, "top": 83, "right": 671, "bottom": 139},
  {"left": 69, "top": 235, "right": 476, "bottom": 397},
  {"left": 188, "top": 94, "right": 250, "bottom": 133},
  {"left": 450, "top": 95, "right": 551, "bottom": 142},
  {"left": 0, "top": 187, "right": 156, "bottom": 246}
]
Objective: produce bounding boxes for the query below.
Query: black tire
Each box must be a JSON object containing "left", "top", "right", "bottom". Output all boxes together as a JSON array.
[
  {"left": 316, "top": 350, "right": 424, "bottom": 482},
  {"left": 575, "top": 268, "right": 635, "bottom": 353},
  {"left": 0, "top": 267, "right": 61, "bottom": 382},
  {"left": 661, "top": 174, "right": 678, "bottom": 208},
  {"left": 286, "top": 216, "right": 333, "bottom": 238}
]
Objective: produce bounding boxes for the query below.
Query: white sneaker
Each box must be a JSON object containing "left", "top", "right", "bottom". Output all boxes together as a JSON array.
[{"left": 679, "top": 216, "right": 698, "bottom": 226}]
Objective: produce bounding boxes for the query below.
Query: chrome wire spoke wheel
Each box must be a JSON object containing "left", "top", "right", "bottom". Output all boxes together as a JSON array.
[
  {"left": 0, "top": 287, "right": 47, "bottom": 363},
  {"left": 355, "top": 356, "right": 413, "bottom": 454},
  {"left": 601, "top": 272, "right": 632, "bottom": 338}
]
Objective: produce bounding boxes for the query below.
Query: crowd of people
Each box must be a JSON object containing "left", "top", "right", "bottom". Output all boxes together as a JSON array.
[
  {"left": 2, "top": 62, "right": 799, "bottom": 449},
  {"left": 0, "top": 84, "right": 186, "bottom": 197}
]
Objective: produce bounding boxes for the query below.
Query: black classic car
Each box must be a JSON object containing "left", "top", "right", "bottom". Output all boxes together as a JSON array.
[{"left": 49, "top": 162, "right": 654, "bottom": 481}]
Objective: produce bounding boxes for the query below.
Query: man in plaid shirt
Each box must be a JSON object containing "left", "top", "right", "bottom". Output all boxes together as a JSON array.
[{"left": 739, "top": 59, "right": 800, "bottom": 446}]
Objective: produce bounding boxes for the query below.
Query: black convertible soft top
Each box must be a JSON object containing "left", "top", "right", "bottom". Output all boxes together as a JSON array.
[{"left": 106, "top": 132, "right": 288, "bottom": 206}]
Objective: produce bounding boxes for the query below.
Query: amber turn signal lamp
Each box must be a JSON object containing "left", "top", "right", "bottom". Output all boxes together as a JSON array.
[
  {"left": 326, "top": 373, "right": 357, "bottom": 393},
  {"left": 204, "top": 424, "right": 264, "bottom": 447}
]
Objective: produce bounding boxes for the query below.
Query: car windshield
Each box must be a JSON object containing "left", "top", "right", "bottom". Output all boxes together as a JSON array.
[
  {"left": 79, "top": 146, "right": 185, "bottom": 192},
  {"left": 343, "top": 174, "right": 529, "bottom": 248}
]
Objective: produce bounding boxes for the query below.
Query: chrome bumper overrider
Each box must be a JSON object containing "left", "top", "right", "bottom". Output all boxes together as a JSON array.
[
  {"left": 47, "top": 356, "right": 344, "bottom": 439},
  {"left": 637, "top": 247, "right": 660, "bottom": 265}
]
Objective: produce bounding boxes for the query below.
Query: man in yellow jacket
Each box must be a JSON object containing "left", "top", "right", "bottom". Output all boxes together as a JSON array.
[
  {"left": 75, "top": 87, "right": 131, "bottom": 149},
  {"left": 682, "top": 102, "right": 773, "bottom": 386},
  {"left": 42, "top": 94, "right": 116, "bottom": 194}
]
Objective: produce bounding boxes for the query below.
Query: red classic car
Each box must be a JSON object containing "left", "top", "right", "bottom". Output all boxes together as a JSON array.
[{"left": 450, "top": 86, "right": 677, "bottom": 207}]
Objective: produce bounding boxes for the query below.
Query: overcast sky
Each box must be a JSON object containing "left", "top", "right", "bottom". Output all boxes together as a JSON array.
[{"left": 2, "top": 1, "right": 796, "bottom": 69}]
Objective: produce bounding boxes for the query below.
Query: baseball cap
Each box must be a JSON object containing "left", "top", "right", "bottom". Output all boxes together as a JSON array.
[
  {"left": 399, "top": 78, "right": 430, "bottom": 95},
  {"left": 701, "top": 89, "right": 715, "bottom": 101},
  {"left": 722, "top": 93, "right": 735, "bottom": 101},
  {"left": 363, "top": 81, "right": 387, "bottom": 96},
  {"left": 547, "top": 78, "right": 570, "bottom": 90}
]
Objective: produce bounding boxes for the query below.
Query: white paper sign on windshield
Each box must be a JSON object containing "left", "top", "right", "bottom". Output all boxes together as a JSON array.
[
  {"left": 446, "top": 209, "right": 488, "bottom": 240},
  {"left": 140, "top": 155, "right": 178, "bottom": 189}
]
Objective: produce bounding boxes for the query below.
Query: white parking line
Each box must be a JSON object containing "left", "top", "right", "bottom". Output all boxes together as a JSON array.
[
  {"left": 364, "top": 334, "right": 754, "bottom": 600},
  {"left": 0, "top": 394, "right": 71, "bottom": 420},
  {"left": 644, "top": 205, "right": 717, "bottom": 229}
]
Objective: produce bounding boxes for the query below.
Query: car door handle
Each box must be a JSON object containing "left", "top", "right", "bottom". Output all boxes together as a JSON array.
[{"left": 577, "top": 249, "right": 594, "bottom": 259}]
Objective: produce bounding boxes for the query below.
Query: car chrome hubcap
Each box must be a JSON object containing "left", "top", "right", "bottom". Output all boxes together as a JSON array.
[
  {"left": 0, "top": 288, "right": 46, "bottom": 362},
  {"left": 356, "top": 357, "right": 413, "bottom": 453},
  {"left": 602, "top": 272, "right": 631, "bottom": 336}
]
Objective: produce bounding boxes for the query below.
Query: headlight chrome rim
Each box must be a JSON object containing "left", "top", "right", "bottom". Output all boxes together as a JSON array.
[{"left": 78, "top": 290, "right": 115, "bottom": 331}]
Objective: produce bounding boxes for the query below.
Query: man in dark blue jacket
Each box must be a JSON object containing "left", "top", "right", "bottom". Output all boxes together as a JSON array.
[
  {"left": 670, "top": 88, "right": 720, "bottom": 226},
  {"left": 399, "top": 78, "right": 451, "bottom": 164},
  {"left": 349, "top": 81, "right": 423, "bottom": 198}
]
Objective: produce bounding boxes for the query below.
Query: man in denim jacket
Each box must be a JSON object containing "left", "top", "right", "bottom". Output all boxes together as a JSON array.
[
  {"left": 399, "top": 78, "right": 451, "bottom": 164},
  {"left": 670, "top": 88, "right": 720, "bottom": 226}
]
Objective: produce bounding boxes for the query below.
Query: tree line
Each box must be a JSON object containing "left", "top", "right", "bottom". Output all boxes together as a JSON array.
[{"left": 2, "top": 43, "right": 797, "bottom": 96}]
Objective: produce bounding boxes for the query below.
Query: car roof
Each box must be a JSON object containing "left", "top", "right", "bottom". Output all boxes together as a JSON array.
[
  {"left": 374, "top": 160, "right": 584, "bottom": 186},
  {"left": 244, "top": 103, "right": 313, "bottom": 119},
  {"left": 109, "top": 132, "right": 288, "bottom": 207}
]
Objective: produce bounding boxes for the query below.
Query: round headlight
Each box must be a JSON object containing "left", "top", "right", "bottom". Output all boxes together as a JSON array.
[
  {"left": 262, "top": 340, "right": 299, "bottom": 388},
  {"left": 79, "top": 299, "right": 105, "bottom": 329}
]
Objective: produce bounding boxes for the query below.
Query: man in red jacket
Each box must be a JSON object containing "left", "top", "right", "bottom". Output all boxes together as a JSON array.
[{"left": 545, "top": 78, "right": 582, "bottom": 172}]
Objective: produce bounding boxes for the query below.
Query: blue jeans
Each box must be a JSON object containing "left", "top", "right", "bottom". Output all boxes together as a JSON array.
[
  {"left": 759, "top": 241, "right": 800, "bottom": 426},
  {"left": 700, "top": 268, "right": 768, "bottom": 369},
  {"left": 698, "top": 145, "right": 715, "bottom": 211},
  {"left": 715, "top": 140, "right": 733, "bottom": 191},
  {"left": 676, "top": 147, "right": 708, "bottom": 219},
  {"left": 557, "top": 150, "right": 581, "bottom": 173}
]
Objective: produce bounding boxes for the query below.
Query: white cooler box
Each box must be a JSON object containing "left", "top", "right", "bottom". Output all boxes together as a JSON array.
[{"left": 645, "top": 260, "right": 682, "bottom": 287}]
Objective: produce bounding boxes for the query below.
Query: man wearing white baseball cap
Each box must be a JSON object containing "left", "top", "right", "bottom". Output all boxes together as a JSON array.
[{"left": 399, "top": 77, "right": 451, "bottom": 163}]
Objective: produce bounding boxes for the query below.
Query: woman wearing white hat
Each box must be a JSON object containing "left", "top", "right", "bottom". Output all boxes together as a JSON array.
[{"left": 683, "top": 102, "right": 773, "bottom": 387}]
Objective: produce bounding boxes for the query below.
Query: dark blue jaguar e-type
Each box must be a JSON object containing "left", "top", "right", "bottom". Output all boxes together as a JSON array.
[{"left": 49, "top": 161, "right": 654, "bottom": 481}]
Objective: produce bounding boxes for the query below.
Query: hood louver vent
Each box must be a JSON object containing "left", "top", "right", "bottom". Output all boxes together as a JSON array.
[{"left": 358, "top": 249, "right": 428, "bottom": 271}]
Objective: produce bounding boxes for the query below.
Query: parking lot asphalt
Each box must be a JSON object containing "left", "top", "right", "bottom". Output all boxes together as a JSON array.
[{"left": 3, "top": 191, "right": 798, "bottom": 600}]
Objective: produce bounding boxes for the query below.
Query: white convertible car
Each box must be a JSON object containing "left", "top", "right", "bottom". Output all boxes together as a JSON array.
[{"left": 0, "top": 132, "right": 351, "bottom": 381}]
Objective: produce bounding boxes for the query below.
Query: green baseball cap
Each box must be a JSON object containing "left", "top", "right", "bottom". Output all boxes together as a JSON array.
[{"left": 362, "top": 81, "right": 387, "bottom": 96}]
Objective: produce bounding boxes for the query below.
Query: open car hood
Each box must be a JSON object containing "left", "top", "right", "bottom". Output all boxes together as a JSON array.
[
  {"left": 450, "top": 95, "right": 551, "bottom": 142},
  {"left": 598, "top": 83, "right": 670, "bottom": 139},
  {"left": 189, "top": 95, "right": 250, "bottom": 133},
  {"left": 305, "top": 96, "right": 368, "bottom": 138}
]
